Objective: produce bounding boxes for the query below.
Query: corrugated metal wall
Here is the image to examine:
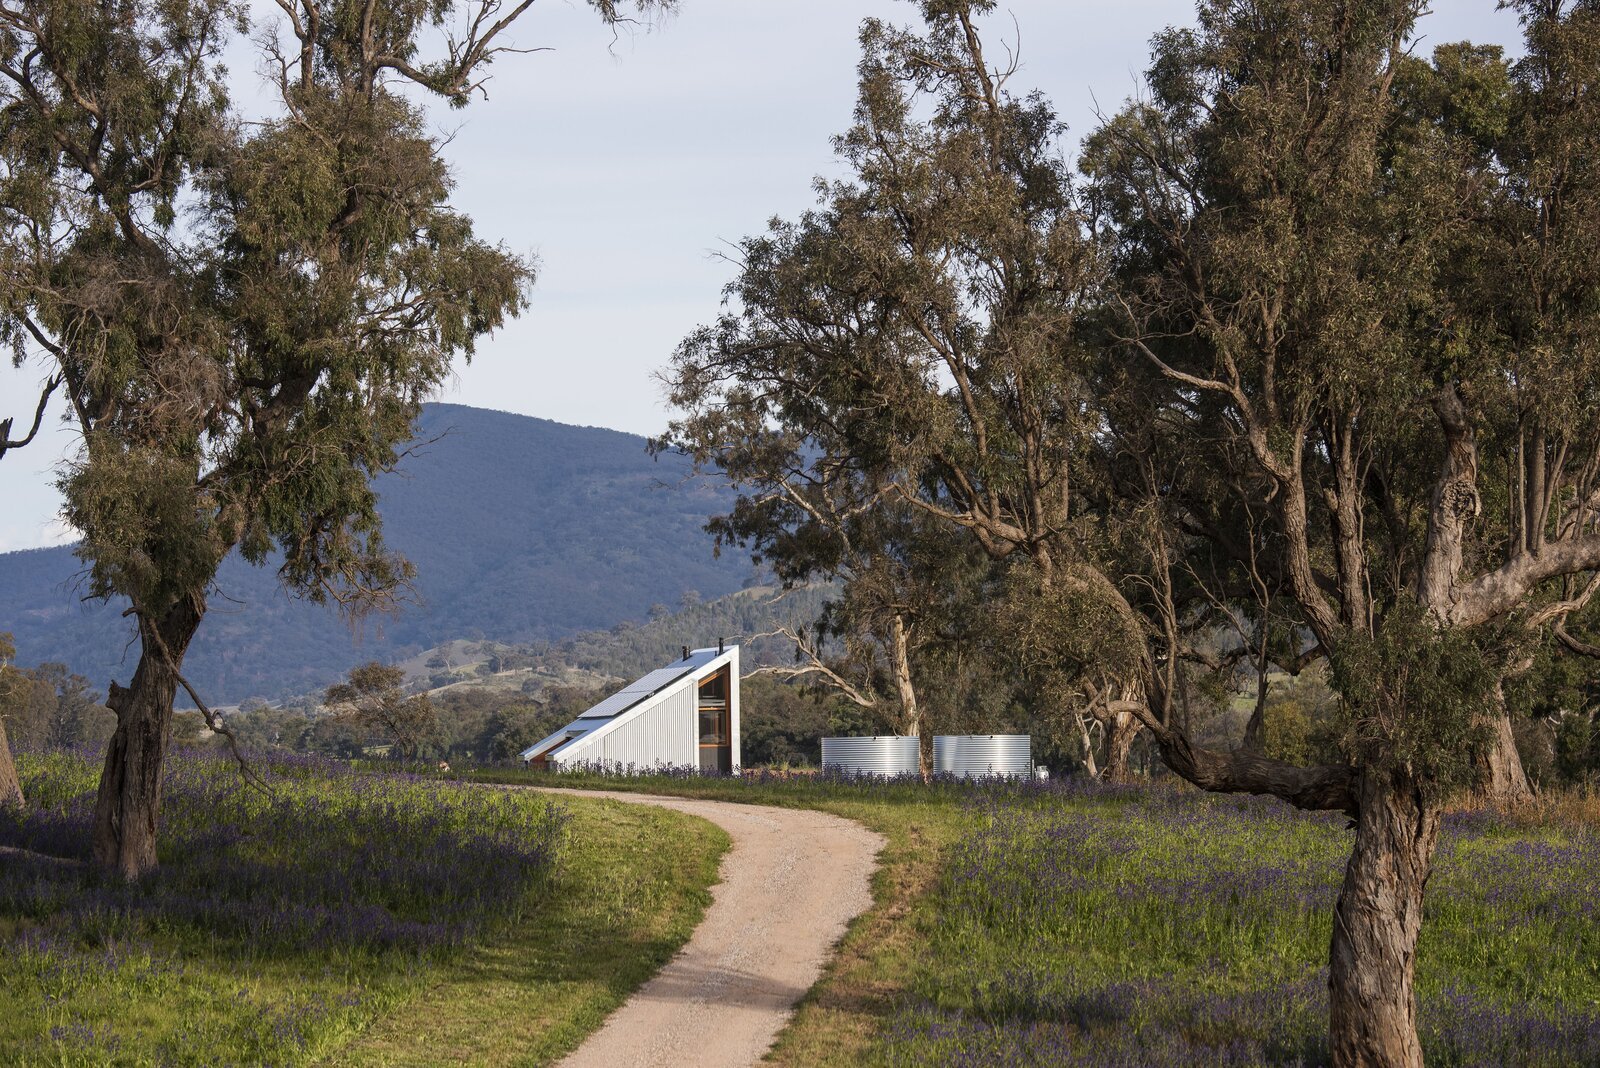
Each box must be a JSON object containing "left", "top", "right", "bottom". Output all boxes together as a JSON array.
[
  {"left": 934, "top": 734, "right": 1032, "bottom": 779},
  {"left": 579, "top": 686, "right": 698, "bottom": 769},
  {"left": 821, "top": 736, "right": 921, "bottom": 776}
]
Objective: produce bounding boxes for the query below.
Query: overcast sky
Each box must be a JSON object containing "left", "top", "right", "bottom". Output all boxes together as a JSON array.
[{"left": 0, "top": 0, "right": 1517, "bottom": 552}]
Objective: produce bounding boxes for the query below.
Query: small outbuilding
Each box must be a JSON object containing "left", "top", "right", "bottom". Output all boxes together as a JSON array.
[{"left": 520, "top": 644, "right": 740, "bottom": 773}]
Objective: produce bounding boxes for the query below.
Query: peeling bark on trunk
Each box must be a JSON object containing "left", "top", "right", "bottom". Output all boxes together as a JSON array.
[
  {"left": 1075, "top": 714, "right": 1100, "bottom": 778},
  {"left": 0, "top": 713, "right": 22, "bottom": 807},
  {"left": 1328, "top": 767, "right": 1440, "bottom": 1068},
  {"left": 889, "top": 615, "right": 931, "bottom": 782},
  {"left": 92, "top": 597, "right": 203, "bottom": 880},
  {"left": 1474, "top": 709, "right": 1534, "bottom": 809},
  {"left": 1101, "top": 705, "right": 1139, "bottom": 784}
]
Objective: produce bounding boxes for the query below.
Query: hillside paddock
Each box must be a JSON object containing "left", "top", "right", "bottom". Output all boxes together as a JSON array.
[
  {"left": 474, "top": 766, "right": 1600, "bottom": 1068},
  {"left": 5, "top": 747, "right": 1598, "bottom": 1066},
  {"left": 0, "top": 749, "right": 726, "bottom": 1066}
]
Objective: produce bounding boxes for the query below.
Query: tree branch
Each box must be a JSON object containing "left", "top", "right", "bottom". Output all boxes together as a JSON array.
[
  {"left": 746, "top": 626, "right": 879, "bottom": 708},
  {"left": 1122, "top": 699, "right": 1358, "bottom": 815},
  {"left": 1446, "top": 534, "right": 1600, "bottom": 629},
  {"left": 0, "top": 372, "right": 61, "bottom": 459}
]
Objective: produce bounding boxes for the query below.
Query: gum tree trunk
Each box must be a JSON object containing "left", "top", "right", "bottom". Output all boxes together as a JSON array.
[
  {"left": 1475, "top": 685, "right": 1533, "bottom": 807},
  {"left": 0, "top": 714, "right": 21, "bottom": 807},
  {"left": 1075, "top": 714, "right": 1100, "bottom": 778},
  {"left": 92, "top": 596, "right": 204, "bottom": 880},
  {"left": 890, "top": 615, "right": 932, "bottom": 782},
  {"left": 1101, "top": 705, "right": 1139, "bottom": 784},
  {"left": 1476, "top": 715, "right": 1533, "bottom": 807},
  {"left": 1328, "top": 767, "right": 1441, "bottom": 1068}
]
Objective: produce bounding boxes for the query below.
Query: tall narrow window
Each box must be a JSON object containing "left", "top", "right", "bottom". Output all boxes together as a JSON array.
[{"left": 698, "top": 669, "right": 730, "bottom": 773}]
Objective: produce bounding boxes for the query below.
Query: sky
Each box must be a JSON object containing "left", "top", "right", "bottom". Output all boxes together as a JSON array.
[{"left": 0, "top": 0, "right": 1518, "bottom": 552}]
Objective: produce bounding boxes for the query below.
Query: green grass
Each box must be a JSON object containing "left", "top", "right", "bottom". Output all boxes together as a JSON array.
[
  {"left": 13, "top": 749, "right": 1594, "bottom": 1066},
  {"left": 468, "top": 768, "right": 981, "bottom": 1067},
  {"left": 471, "top": 769, "right": 1600, "bottom": 1067},
  {"left": 1, "top": 751, "right": 728, "bottom": 1066},
  {"left": 329, "top": 795, "right": 728, "bottom": 1066}
]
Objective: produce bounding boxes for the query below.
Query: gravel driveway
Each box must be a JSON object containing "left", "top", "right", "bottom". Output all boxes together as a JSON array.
[{"left": 534, "top": 788, "right": 883, "bottom": 1068}]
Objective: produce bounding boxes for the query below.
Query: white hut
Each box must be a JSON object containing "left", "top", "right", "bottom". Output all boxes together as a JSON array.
[{"left": 519, "top": 644, "right": 740, "bottom": 773}]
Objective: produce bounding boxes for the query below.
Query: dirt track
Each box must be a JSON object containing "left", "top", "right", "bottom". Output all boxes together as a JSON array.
[{"left": 535, "top": 788, "right": 883, "bottom": 1068}]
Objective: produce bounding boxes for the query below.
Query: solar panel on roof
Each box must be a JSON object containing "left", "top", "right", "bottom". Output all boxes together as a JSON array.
[
  {"left": 520, "top": 724, "right": 590, "bottom": 761},
  {"left": 517, "top": 646, "right": 737, "bottom": 762},
  {"left": 555, "top": 649, "right": 727, "bottom": 723},
  {"left": 575, "top": 691, "right": 643, "bottom": 720},
  {"left": 617, "top": 666, "right": 696, "bottom": 695},
  {"left": 575, "top": 655, "right": 710, "bottom": 720}
]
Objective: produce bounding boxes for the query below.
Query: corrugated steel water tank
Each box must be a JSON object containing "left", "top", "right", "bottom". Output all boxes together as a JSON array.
[
  {"left": 820, "top": 736, "right": 920, "bottom": 777},
  {"left": 934, "top": 734, "right": 1032, "bottom": 779}
]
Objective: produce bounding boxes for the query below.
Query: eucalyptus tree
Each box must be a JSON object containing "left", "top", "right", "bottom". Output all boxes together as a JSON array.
[
  {"left": 324, "top": 662, "right": 440, "bottom": 761},
  {"left": 0, "top": 0, "right": 671, "bottom": 878},
  {"left": 0, "top": 634, "right": 25, "bottom": 805},
  {"left": 1450, "top": 0, "right": 1600, "bottom": 800},
  {"left": 1084, "top": 1, "right": 1600, "bottom": 1062},
  {"left": 660, "top": 364, "right": 947, "bottom": 771},
  {"left": 658, "top": 0, "right": 1156, "bottom": 777}
]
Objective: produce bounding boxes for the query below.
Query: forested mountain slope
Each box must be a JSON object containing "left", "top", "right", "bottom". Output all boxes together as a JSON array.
[
  {"left": 538, "top": 583, "right": 837, "bottom": 681},
  {"left": 0, "top": 404, "right": 750, "bottom": 701}
]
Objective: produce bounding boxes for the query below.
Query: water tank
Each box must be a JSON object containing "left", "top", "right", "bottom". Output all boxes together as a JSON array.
[
  {"left": 820, "top": 736, "right": 920, "bottom": 777},
  {"left": 934, "top": 734, "right": 1032, "bottom": 779}
]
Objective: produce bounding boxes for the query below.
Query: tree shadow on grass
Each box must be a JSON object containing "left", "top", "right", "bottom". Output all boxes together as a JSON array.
[{"left": 0, "top": 751, "right": 564, "bottom": 962}]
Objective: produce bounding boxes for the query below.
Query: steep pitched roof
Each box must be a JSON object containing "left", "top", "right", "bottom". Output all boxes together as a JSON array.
[{"left": 519, "top": 647, "right": 731, "bottom": 763}]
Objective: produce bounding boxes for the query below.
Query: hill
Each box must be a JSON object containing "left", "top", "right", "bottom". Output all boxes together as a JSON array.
[
  {"left": 0, "top": 404, "right": 753, "bottom": 702},
  {"left": 386, "top": 582, "right": 839, "bottom": 700}
]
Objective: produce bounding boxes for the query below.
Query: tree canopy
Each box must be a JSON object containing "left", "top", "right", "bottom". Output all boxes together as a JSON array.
[
  {"left": 0, "top": 0, "right": 672, "bottom": 878},
  {"left": 662, "top": 2, "right": 1600, "bottom": 1063}
]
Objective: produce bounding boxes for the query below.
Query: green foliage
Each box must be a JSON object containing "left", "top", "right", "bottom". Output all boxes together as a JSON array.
[
  {"left": 536, "top": 584, "right": 836, "bottom": 682},
  {"left": 476, "top": 704, "right": 561, "bottom": 763},
  {"left": 60, "top": 440, "right": 227, "bottom": 615},
  {"left": 422, "top": 687, "right": 591, "bottom": 763},
  {"left": 0, "top": 0, "right": 544, "bottom": 624},
  {"left": 305, "top": 715, "right": 366, "bottom": 760},
  {"left": 825, "top": 699, "right": 892, "bottom": 740},
  {"left": 1261, "top": 699, "right": 1310, "bottom": 766},
  {"left": 1253, "top": 667, "right": 1345, "bottom": 771},
  {"left": 170, "top": 710, "right": 206, "bottom": 745},
  {"left": 0, "top": 657, "right": 115, "bottom": 752},
  {"left": 658, "top": 0, "right": 1109, "bottom": 742},
  {"left": 1554, "top": 713, "right": 1600, "bottom": 784},
  {"left": 1498, "top": 623, "right": 1600, "bottom": 787},
  {"left": 1393, "top": 42, "right": 1512, "bottom": 154},
  {"left": 739, "top": 676, "right": 833, "bottom": 766},
  {"left": 989, "top": 566, "right": 1145, "bottom": 705},
  {"left": 1329, "top": 601, "right": 1499, "bottom": 793},
  {"left": 0, "top": 632, "right": 30, "bottom": 744},
  {"left": 324, "top": 662, "right": 441, "bottom": 760},
  {"left": 211, "top": 679, "right": 612, "bottom": 764},
  {"left": 0, "top": 3, "right": 673, "bottom": 852}
]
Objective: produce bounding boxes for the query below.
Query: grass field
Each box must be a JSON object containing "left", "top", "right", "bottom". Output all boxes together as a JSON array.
[
  {"left": 9, "top": 749, "right": 1598, "bottom": 1066},
  {"left": 474, "top": 767, "right": 1600, "bottom": 1067},
  {"left": 0, "top": 749, "right": 727, "bottom": 1066}
]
